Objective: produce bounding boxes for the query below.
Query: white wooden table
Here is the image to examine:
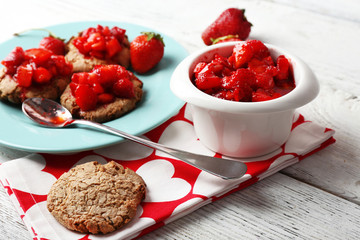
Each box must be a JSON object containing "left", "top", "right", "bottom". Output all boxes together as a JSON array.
[{"left": 1, "top": 0, "right": 360, "bottom": 239}]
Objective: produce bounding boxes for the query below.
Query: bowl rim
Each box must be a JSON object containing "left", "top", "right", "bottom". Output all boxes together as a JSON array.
[{"left": 170, "top": 41, "right": 319, "bottom": 114}]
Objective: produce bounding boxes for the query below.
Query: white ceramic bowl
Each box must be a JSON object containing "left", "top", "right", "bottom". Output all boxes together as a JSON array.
[{"left": 170, "top": 41, "right": 319, "bottom": 158}]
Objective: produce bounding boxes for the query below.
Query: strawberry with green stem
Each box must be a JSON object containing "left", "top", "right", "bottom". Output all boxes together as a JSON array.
[
  {"left": 14, "top": 28, "right": 66, "bottom": 55},
  {"left": 130, "top": 32, "right": 165, "bottom": 74},
  {"left": 202, "top": 8, "right": 252, "bottom": 45}
]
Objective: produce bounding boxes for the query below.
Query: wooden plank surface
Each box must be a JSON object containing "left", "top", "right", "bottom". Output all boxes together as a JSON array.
[
  {"left": 0, "top": 0, "right": 359, "bottom": 239},
  {"left": 134, "top": 174, "right": 360, "bottom": 239},
  {"left": 1, "top": 173, "right": 360, "bottom": 240}
]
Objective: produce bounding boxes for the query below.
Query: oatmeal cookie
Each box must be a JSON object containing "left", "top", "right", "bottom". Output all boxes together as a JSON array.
[
  {"left": 47, "top": 161, "right": 146, "bottom": 234},
  {"left": 0, "top": 68, "right": 70, "bottom": 104},
  {"left": 60, "top": 73, "right": 143, "bottom": 123},
  {"left": 65, "top": 36, "right": 130, "bottom": 72}
]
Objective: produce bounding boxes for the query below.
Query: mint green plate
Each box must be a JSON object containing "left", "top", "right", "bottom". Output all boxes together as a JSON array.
[{"left": 0, "top": 21, "right": 187, "bottom": 153}]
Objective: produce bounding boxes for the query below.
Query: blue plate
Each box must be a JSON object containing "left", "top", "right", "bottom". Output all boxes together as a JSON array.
[{"left": 0, "top": 21, "right": 187, "bottom": 153}]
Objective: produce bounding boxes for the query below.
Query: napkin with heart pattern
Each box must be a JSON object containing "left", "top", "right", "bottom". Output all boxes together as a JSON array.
[{"left": 0, "top": 104, "right": 335, "bottom": 240}]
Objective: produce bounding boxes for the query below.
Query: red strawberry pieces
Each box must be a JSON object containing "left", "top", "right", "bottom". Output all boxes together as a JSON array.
[
  {"left": 70, "top": 65, "right": 136, "bottom": 111},
  {"left": 73, "top": 25, "right": 126, "bottom": 60},
  {"left": 229, "top": 39, "right": 270, "bottom": 68},
  {"left": 192, "top": 39, "right": 295, "bottom": 102},
  {"left": 1, "top": 47, "right": 25, "bottom": 75},
  {"left": 1, "top": 46, "right": 72, "bottom": 88},
  {"left": 130, "top": 32, "right": 165, "bottom": 74},
  {"left": 202, "top": 8, "right": 252, "bottom": 45}
]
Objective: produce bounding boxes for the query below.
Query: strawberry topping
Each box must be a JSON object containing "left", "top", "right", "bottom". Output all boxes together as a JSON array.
[
  {"left": 72, "top": 25, "right": 126, "bottom": 60},
  {"left": 70, "top": 65, "right": 137, "bottom": 111},
  {"left": 192, "top": 40, "right": 295, "bottom": 102},
  {"left": 1, "top": 46, "right": 72, "bottom": 87}
]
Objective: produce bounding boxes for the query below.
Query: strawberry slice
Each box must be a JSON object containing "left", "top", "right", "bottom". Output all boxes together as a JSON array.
[
  {"left": 252, "top": 89, "right": 281, "bottom": 102},
  {"left": 1, "top": 47, "right": 25, "bottom": 75},
  {"left": 33, "top": 67, "right": 52, "bottom": 84},
  {"left": 229, "top": 42, "right": 254, "bottom": 68},
  {"left": 112, "top": 78, "right": 134, "bottom": 98},
  {"left": 15, "top": 64, "right": 33, "bottom": 87},
  {"left": 24, "top": 48, "right": 52, "bottom": 65},
  {"left": 97, "top": 93, "right": 115, "bottom": 104},
  {"left": 106, "top": 37, "right": 122, "bottom": 58},
  {"left": 88, "top": 33, "right": 106, "bottom": 51},
  {"left": 275, "top": 55, "right": 290, "bottom": 80},
  {"left": 111, "top": 26, "right": 126, "bottom": 42},
  {"left": 92, "top": 65, "right": 118, "bottom": 88},
  {"left": 75, "top": 84, "right": 97, "bottom": 111}
]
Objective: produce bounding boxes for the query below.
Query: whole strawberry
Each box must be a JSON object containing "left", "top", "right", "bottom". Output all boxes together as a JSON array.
[
  {"left": 39, "top": 36, "right": 66, "bottom": 55},
  {"left": 202, "top": 8, "right": 252, "bottom": 45},
  {"left": 130, "top": 32, "right": 165, "bottom": 74},
  {"left": 14, "top": 28, "right": 66, "bottom": 55}
]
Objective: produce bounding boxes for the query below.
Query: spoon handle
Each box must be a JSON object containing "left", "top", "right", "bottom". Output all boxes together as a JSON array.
[{"left": 73, "top": 119, "right": 247, "bottom": 180}]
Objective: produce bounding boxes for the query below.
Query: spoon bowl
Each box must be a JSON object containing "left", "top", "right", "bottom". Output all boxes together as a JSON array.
[{"left": 22, "top": 97, "right": 248, "bottom": 180}]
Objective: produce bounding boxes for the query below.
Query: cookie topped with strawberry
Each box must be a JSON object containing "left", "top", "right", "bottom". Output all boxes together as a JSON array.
[
  {"left": 0, "top": 45, "right": 72, "bottom": 103},
  {"left": 65, "top": 25, "right": 131, "bottom": 72},
  {"left": 60, "top": 64, "right": 143, "bottom": 123}
]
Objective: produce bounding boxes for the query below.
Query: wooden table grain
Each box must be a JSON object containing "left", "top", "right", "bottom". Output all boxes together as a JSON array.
[{"left": 1, "top": 0, "right": 359, "bottom": 239}]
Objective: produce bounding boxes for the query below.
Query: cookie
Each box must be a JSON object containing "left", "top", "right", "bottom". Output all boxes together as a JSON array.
[
  {"left": 47, "top": 161, "right": 146, "bottom": 234},
  {"left": 60, "top": 72, "right": 143, "bottom": 123},
  {"left": 0, "top": 67, "right": 71, "bottom": 104},
  {"left": 65, "top": 36, "right": 130, "bottom": 73}
]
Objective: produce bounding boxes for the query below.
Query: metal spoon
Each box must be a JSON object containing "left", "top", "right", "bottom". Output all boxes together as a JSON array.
[{"left": 22, "top": 97, "right": 247, "bottom": 180}]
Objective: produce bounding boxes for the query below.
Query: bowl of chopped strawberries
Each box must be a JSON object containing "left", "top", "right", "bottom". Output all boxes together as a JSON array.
[{"left": 170, "top": 40, "right": 319, "bottom": 158}]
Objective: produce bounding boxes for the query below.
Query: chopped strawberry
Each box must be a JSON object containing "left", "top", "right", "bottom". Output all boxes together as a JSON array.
[
  {"left": 75, "top": 84, "right": 97, "bottom": 111},
  {"left": 50, "top": 55, "right": 73, "bottom": 76},
  {"left": 24, "top": 48, "right": 52, "bottom": 65},
  {"left": 106, "top": 37, "right": 122, "bottom": 58},
  {"left": 1, "top": 47, "right": 25, "bottom": 75},
  {"left": 111, "top": 26, "right": 126, "bottom": 42},
  {"left": 229, "top": 42, "right": 254, "bottom": 68},
  {"left": 192, "top": 39, "right": 295, "bottom": 103},
  {"left": 195, "top": 73, "right": 222, "bottom": 90},
  {"left": 255, "top": 69, "right": 276, "bottom": 90},
  {"left": 73, "top": 25, "right": 126, "bottom": 60},
  {"left": 194, "top": 63, "right": 223, "bottom": 90},
  {"left": 97, "top": 93, "right": 115, "bottom": 104},
  {"left": 275, "top": 55, "right": 290, "bottom": 80},
  {"left": 249, "top": 40, "right": 270, "bottom": 59},
  {"left": 248, "top": 56, "right": 275, "bottom": 74},
  {"left": 252, "top": 89, "right": 281, "bottom": 102},
  {"left": 193, "top": 62, "right": 207, "bottom": 78},
  {"left": 229, "top": 40, "right": 271, "bottom": 69},
  {"left": 72, "top": 72, "right": 89, "bottom": 84},
  {"left": 222, "top": 68, "right": 256, "bottom": 90},
  {"left": 92, "top": 64, "right": 119, "bottom": 88},
  {"left": 69, "top": 65, "right": 137, "bottom": 111},
  {"left": 33, "top": 67, "right": 52, "bottom": 84},
  {"left": 69, "top": 82, "right": 78, "bottom": 95},
  {"left": 112, "top": 78, "right": 135, "bottom": 98},
  {"left": 88, "top": 33, "right": 106, "bottom": 51},
  {"left": 15, "top": 65, "right": 33, "bottom": 87},
  {"left": 202, "top": 8, "right": 252, "bottom": 46}
]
